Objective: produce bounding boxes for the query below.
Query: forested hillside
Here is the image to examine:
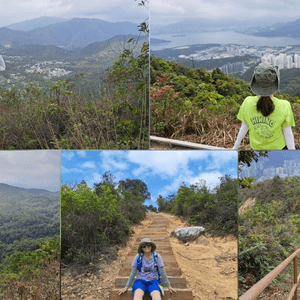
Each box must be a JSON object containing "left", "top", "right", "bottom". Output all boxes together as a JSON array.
[
  {"left": 238, "top": 176, "right": 300, "bottom": 298},
  {"left": 150, "top": 56, "right": 300, "bottom": 148},
  {"left": 0, "top": 183, "right": 60, "bottom": 299},
  {"left": 0, "top": 183, "right": 59, "bottom": 262}
]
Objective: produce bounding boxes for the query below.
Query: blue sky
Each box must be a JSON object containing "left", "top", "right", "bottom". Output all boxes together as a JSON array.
[{"left": 61, "top": 150, "right": 238, "bottom": 206}]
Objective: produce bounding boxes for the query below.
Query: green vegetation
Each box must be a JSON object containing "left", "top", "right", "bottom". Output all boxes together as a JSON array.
[
  {"left": 0, "top": 36, "right": 148, "bottom": 150},
  {"left": 239, "top": 176, "right": 300, "bottom": 296},
  {"left": 0, "top": 53, "right": 148, "bottom": 149},
  {"left": 0, "top": 185, "right": 59, "bottom": 263},
  {"left": 61, "top": 173, "right": 151, "bottom": 263},
  {"left": 156, "top": 175, "right": 238, "bottom": 236},
  {"left": 0, "top": 239, "right": 60, "bottom": 299},
  {"left": 150, "top": 56, "right": 300, "bottom": 148},
  {"left": 0, "top": 185, "right": 60, "bottom": 299}
]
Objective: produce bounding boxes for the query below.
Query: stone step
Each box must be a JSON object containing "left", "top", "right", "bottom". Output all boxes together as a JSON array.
[
  {"left": 111, "top": 288, "right": 193, "bottom": 300},
  {"left": 133, "top": 241, "right": 171, "bottom": 246},
  {"left": 128, "top": 249, "right": 173, "bottom": 256},
  {"left": 119, "top": 266, "right": 182, "bottom": 277},
  {"left": 143, "top": 225, "right": 168, "bottom": 228},
  {"left": 115, "top": 277, "right": 188, "bottom": 288},
  {"left": 135, "top": 236, "right": 170, "bottom": 242},
  {"left": 126, "top": 255, "right": 177, "bottom": 262},
  {"left": 140, "top": 232, "right": 169, "bottom": 236}
]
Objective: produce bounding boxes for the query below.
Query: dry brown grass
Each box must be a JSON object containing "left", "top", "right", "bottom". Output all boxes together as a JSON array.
[{"left": 0, "top": 259, "right": 60, "bottom": 300}]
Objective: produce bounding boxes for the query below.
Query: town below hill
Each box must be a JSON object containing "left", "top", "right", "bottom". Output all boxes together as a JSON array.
[
  {"left": 152, "top": 43, "right": 300, "bottom": 97},
  {"left": 0, "top": 33, "right": 147, "bottom": 97}
]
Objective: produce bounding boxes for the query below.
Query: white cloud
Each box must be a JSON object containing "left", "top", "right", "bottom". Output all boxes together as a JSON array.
[
  {"left": 206, "top": 151, "right": 237, "bottom": 171},
  {"left": 61, "top": 151, "right": 75, "bottom": 161},
  {"left": 128, "top": 151, "right": 209, "bottom": 177},
  {"left": 76, "top": 151, "right": 87, "bottom": 158},
  {"left": 61, "top": 166, "right": 84, "bottom": 174},
  {"left": 100, "top": 151, "right": 129, "bottom": 171},
  {"left": 81, "top": 161, "right": 96, "bottom": 169}
]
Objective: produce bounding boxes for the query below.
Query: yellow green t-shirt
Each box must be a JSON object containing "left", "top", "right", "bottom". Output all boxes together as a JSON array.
[{"left": 237, "top": 96, "right": 295, "bottom": 150}]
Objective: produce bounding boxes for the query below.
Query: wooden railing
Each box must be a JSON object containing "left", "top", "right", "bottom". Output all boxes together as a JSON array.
[{"left": 239, "top": 248, "right": 300, "bottom": 300}]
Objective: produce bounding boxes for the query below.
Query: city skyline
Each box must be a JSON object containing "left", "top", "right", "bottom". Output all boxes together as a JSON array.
[{"left": 239, "top": 151, "right": 300, "bottom": 182}]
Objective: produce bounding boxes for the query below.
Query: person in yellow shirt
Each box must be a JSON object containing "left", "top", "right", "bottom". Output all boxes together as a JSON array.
[{"left": 233, "top": 62, "right": 295, "bottom": 150}]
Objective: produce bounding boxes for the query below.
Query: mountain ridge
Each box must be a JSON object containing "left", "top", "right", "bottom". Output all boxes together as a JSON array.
[
  {"left": 0, "top": 182, "right": 59, "bottom": 194},
  {"left": 5, "top": 16, "right": 69, "bottom": 31},
  {"left": 0, "top": 17, "right": 140, "bottom": 49}
]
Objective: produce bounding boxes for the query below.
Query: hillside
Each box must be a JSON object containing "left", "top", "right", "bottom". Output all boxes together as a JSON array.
[
  {"left": 0, "top": 34, "right": 147, "bottom": 98},
  {"left": 0, "top": 183, "right": 59, "bottom": 262},
  {"left": 6, "top": 16, "right": 69, "bottom": 31},
  {"left": 0, "top": 18, "right": 139, "bottom": 48},
  {"left": 238, "top": 176, "right": 300, "bottom": 298},
  {"left": 251, "top": 18, "right": 300, "bottom": 38},
  {"left": 150, "top": 56, "right": 300, "bottom": 149}
]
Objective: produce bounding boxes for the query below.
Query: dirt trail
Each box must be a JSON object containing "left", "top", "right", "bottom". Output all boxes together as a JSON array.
[{"left": 61, "top": 213, "right": 237, "bottom": 300}]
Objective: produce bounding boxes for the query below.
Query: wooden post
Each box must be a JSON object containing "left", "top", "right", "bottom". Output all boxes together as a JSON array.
[{"left": 294, "top": 256, "right": 298, "bottom": 300}]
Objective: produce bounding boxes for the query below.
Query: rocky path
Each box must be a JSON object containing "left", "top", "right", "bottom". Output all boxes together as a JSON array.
[{"left": 61, "top": 213, "right": 238, "bottom": 300}]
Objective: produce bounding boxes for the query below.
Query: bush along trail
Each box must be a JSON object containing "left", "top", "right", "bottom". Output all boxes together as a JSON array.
[{"left": 61, "top": 212, "right": 238, "bottom": 299}]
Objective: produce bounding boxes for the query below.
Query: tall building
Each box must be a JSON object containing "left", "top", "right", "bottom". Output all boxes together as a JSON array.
[{"left": 261, "top": 53, "right": 300, "bottom": 70}]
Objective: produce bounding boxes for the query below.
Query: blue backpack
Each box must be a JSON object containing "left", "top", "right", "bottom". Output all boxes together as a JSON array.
[
  {"left": 136, "top": 252, "right": 161, "bottom": 278},
  {"left": 136, "top": 252, "right": 164, "bottom": 295}
]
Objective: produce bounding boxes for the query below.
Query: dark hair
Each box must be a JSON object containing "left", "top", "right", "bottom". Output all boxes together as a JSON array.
[{"left": 256, "top": 96, "right": 274, "bottom": 116}]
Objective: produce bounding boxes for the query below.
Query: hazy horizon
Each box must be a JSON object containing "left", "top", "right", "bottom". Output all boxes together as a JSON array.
[
  {"left": 0, "top": 0, "right": 148, "bottom": 28},
  {"left": 151, "top": 0, "right": 300, "bottom": 26}
]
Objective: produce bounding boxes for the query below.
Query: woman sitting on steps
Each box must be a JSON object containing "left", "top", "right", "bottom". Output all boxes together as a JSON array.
[{"left": 118, "top": 237, "right": 176, "bottom": 299}]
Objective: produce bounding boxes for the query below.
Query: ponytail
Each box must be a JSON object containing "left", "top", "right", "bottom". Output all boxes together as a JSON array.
[{"left": 256, "top": 96, "right": 274, "bottom": 116}]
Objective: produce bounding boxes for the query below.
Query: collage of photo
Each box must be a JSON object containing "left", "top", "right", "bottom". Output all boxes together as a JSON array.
[{"left": 0, "top": 0, "right": 300, "bottom": 300}]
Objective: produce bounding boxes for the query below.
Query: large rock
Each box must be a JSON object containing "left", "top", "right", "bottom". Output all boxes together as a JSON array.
[{"left": 173, "top": 227, "right": 205, "bottom": 242}]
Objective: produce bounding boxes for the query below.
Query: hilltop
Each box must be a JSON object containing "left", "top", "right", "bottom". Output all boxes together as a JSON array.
[{"left": 5, "top": 16, "right": 69, "bottom": 31}]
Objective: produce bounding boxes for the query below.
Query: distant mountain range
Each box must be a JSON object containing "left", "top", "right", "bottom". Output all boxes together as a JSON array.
[
  {"left": 0, "top": 183, "right": 59, "bottom": 196},
  {"left": 6, "top": 16, "right": 69, "bottom": 31},
  {"left": 3, "top": 34, "right": 147, "bottom": 59},
  {"left": 152, "top": 18, "right": 246, "bottom": 35},
  {"left": 0, "top": 17, "right": 140, "bottom": 49},
  {"left": 152, "top": 17, "right": 300, "bottom": 39},
  {"left": 250, "top": 18, "right": 300, "bottom": 37}
]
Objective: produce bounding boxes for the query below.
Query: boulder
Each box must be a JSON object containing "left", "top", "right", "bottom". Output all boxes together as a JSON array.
[{"left": 174, "top": 227, "right": 205, "bottom": 242}]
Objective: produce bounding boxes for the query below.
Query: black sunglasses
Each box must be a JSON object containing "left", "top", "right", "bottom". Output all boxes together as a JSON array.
[{"left": 142, "top": 243, "right": 152, "bottom": 248}]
